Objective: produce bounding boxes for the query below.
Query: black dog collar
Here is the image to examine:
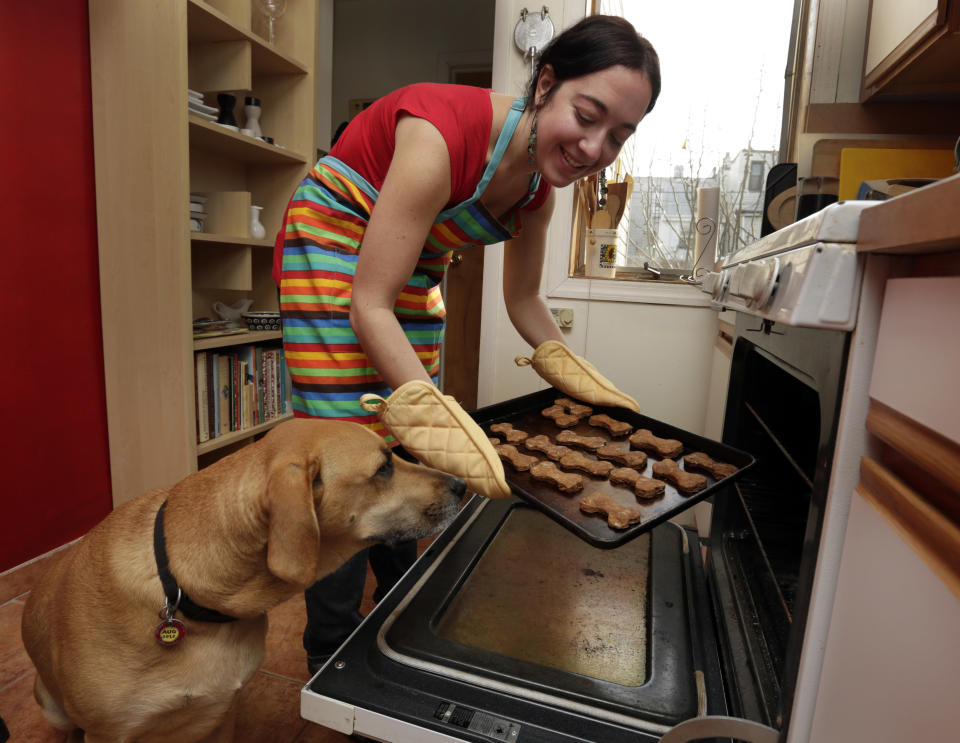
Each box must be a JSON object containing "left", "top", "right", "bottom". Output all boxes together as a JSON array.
[{"left": 153, "top": 501, "right": 238, "bottom": 623}]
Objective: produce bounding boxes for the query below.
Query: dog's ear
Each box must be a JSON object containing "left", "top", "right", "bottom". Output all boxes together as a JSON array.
[{"left": 265, "top": 462, "right": 321, "bottom": 588}]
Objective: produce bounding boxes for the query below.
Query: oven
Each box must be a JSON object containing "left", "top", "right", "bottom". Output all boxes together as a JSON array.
[{"left": 300, "top": 200, "right": 874, "bottom": 742}]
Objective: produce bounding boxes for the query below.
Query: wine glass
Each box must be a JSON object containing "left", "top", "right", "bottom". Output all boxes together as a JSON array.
[{"left": 256, "top": 0, "right": 287, "bottom": 46}]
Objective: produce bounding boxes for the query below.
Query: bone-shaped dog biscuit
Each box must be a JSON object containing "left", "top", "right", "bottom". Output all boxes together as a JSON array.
[
  {"left": 555, "top": 430, "right": 607, "bottom": 451},
  {"left": 609, "top": 467, "right": 665, "bottom": 500},
  {"left": 579, "top": 492, "right": 644, "bottom": 529},
  {"left": 628, "top": 429, "right": 683, "bottom": 459},
  {"left": 595, "top": 444, "right": 648, "bottom": 469},
  {"left": 529, "top": 461, "right": 584, "bottom": 493},
  {"left": 523, "top": 434, "right": 575, "bottom": 461},
  {"left": 489, "top": 422, "right": 529, "bottom": 444},
  {"left": 541, "top": 405, "right": 580, "bottom": 428},
  {"left": 554, "top": 397, "right": 594, "bottom": 419},
  {"left": 495, "top": 444, "right": 539, "bottom": 472},
  {"left": 558, "top": 451, "right": 614, "bottom": 478},
  {"left": 683, "top": 452, "right": 738, "bottom": 479},
  {"left": 587, "top": 414, "right": 633, "bottom": 437},
  {"left": 652, "top": 459, "right": 708, "bottom": 494}
]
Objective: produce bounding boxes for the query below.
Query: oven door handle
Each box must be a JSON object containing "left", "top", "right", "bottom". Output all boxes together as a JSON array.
[{"left": 659, "top": 715, "right": 779, "bottom": 743}]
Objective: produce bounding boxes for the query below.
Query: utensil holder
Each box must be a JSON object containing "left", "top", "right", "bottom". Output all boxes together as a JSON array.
[{"left": 585, "top": 228, "right": 617, "bottom": 278}]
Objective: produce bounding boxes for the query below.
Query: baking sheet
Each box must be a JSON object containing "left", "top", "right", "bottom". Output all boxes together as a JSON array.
[{"left": 472, "top": 389, "right": 756, "bottom": 548}]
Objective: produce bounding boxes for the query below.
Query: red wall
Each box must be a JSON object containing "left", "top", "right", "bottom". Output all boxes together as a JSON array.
[{"left": 0, "top": 2, "right": 113, "bottom": 572}]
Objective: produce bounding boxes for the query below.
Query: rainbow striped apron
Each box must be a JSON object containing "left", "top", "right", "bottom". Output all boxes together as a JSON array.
[{"left": 279, "top": 97, "right": 539, "bottom": 442}]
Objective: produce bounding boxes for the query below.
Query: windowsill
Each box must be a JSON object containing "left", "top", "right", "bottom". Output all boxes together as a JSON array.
[
  {"left": 543, "top": 188, "right": 716, "bottom": 309},
  {"left": 546, "top": 273, "right": 714, "bottom": 307}
]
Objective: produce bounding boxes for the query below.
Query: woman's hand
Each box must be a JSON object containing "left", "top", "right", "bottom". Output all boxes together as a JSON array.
[
  {"left": 351, "top": 115, "right": 452, "bottom": 389},
  {"left": 502, "top": 189, "right": 566, "bottom": 349}
]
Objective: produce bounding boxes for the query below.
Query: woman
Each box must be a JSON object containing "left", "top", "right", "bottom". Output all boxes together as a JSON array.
[{"left": 273, "top": 14, "right": 660, "bottom": 672}]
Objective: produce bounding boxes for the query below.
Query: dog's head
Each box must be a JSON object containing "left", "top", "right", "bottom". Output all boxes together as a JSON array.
[{"left": 260, "top": 419, "right": 466, "bottom": 587}]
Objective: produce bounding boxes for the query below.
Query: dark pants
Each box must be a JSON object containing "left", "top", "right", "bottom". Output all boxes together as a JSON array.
[{"left": 303, "top": 540, "right": 417, "bottom": 662}]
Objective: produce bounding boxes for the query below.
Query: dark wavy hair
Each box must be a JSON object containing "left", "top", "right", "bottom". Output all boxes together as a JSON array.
[{"left": 525, "top": 15, "right": 661, "bottom": 115}]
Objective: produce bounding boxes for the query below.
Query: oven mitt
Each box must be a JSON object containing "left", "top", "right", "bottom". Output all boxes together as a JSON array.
[
  {"left": 360, "top": 380, "right": 512, "bottom": 499},
  {"left": 515, "top": 340, "right": 640, "bottom": 412}
]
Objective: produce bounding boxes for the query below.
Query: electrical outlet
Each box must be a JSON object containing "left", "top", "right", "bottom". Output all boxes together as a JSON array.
[{"left": 550, "top": 307, "right": 574, "bottom": 328}]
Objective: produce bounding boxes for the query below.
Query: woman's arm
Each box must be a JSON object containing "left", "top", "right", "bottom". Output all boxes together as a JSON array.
[
  {"left": 502, "top": 189, "right": 566, "bottom": 348},
  {"left": 350, "top": 115, "right": 452, "bottom": 390}
]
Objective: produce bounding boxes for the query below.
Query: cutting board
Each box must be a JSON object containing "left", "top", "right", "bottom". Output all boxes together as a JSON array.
[
  {"left": 838, "top": 148, "right": 955, "bottom": 200},
  {"left": 811, "top": 137, "right": 955, "bottom": 180}
]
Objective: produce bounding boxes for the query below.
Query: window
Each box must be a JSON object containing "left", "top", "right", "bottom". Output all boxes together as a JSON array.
[
  {"left": 571, "top": 0, "right": 797, "bottom": 282},
  {"left": 748, "top": 160, "right": 765, "bottom": 192}
]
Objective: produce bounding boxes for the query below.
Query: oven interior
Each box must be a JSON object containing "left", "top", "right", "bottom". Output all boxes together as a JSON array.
[{"left": 707, "top": 316, "right": 849, "bottom": 731}]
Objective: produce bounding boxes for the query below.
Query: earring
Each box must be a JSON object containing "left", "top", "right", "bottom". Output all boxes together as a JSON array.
[{"left": 527, "top": 110, "right": 539, "bottom": 166}]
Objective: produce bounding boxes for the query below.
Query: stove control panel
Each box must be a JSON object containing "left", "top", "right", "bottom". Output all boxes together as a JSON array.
[{"left": 704, "top": 242, "right": 863, "bottom": 330}]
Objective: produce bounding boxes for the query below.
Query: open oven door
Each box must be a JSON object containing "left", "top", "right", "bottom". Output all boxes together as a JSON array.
[{"left": 301, "top": 494, "right": 729, "bottom": 743}]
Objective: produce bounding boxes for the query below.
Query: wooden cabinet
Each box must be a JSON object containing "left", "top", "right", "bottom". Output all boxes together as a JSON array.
[
  {"left": 862, "top": 0, "right": 960, "bottom": 100},
  {"left": 89, "top": 0, "right": 318, "bottom": 505}
]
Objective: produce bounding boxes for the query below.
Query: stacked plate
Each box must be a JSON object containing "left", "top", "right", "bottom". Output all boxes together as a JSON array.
[{"left": 188, "top": 89, "right": 217, "bottom": 121}]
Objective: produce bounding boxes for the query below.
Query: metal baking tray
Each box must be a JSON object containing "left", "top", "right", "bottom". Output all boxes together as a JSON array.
[{"left": 471, "top": 389, "right": 756, "bottom": 548}]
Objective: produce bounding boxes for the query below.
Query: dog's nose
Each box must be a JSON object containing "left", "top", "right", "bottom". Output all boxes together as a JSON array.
[{"left": 450, "top": 477, "right": 467, "bottom": 498}]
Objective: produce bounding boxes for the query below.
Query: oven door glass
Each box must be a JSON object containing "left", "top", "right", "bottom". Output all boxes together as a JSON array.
[{"left": 303, "top": 497, "right": 726, "bottom": 742}]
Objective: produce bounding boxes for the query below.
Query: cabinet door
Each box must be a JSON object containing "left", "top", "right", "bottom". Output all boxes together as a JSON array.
[{"left": 862, "top": 0, "right": 960, "bottom": 100}]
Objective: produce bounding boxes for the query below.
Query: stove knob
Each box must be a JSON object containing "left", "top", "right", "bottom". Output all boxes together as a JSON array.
[
  {"left": 730, "top": 259, "right": 779, "bottom": 307},
  {"left": 700, "top": 271, "right": 722, "bottom": 297}
]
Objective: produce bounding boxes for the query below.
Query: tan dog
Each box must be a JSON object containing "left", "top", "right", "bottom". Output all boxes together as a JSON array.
[{"left": 21, "top": 418, "right": 466, "bottom": 743}]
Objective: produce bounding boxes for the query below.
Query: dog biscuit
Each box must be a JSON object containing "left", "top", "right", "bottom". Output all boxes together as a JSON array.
[
  {"left": 579, "top": 492, "right": 644, "bottom": 529},
  {"left": 523, "top": 434, "right": 575, "bottom": 461},
  {"left": 495, "top": 443, "right": 539, "bottom": 472},
  {"left": 652, "top": 459, "right": 708, "bottom": 495},
  {"left": 555, "top": 430, "right": 607, "bottom": 451},
  {"left": 529, "top": 461, "right": 584, "bottom": 493},
  {"left": 554, "top": 397, "right": 594, "bottom": 419},
  {"left": 683, "top": 451, "right": 738, "bottom": 479},
  {"left": 489, "top": 422, "right": 529, "bottom": 444},
  {"left": 609, "top": 466, "right": 665, "bottom": 500},
  {"left": 558, "top": 451, "right": 614, "bottom": 478},
  {"left": 541, "top": 405, "right": 581, "bottom": 428},
  {"left": 629, "top": 429, "right": 683, "bottom": 459},
  {"left": 595, "top": 444, "right": 648, "bottom": 469},
  {"left": 587, "top": 414, "right": 633, "bottom": 437},
  {"left": 488, "top": 437, "right": 501, "bottom": 445}
]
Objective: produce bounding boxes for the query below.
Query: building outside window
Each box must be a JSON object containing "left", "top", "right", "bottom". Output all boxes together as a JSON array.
[{"left": 571, "top": 0, "right": 795, "bottom": 281}]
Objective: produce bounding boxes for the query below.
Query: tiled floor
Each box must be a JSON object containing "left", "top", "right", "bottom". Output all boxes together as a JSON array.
[{"left": 0, "top": 547, "right": 387, "bottom": 743}]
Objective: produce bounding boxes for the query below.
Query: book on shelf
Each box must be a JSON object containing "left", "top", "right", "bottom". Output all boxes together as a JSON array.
[
  {"left": 195, "top": 353, "right": 209, "bottom": 443},
  {"left": 195, "top": 341, "right": 288, "bottom": 445},
  {"left": 217, "top": 354, "right": 231, "bottom": 436}
]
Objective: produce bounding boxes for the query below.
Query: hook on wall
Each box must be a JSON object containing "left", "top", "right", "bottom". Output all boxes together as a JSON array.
[{"left": 514, "top": 6, "right": 554, "bottom": 76}]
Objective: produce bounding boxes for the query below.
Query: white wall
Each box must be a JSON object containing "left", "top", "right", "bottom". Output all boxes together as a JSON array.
[
  {"left": 329, "top": 0, "right": 495, "bottom": 136},
  {"left": 482, "top": 0, "right": 721, "bottom": 435}
]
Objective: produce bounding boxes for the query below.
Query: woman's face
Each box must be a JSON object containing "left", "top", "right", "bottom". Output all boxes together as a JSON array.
[{"left": 532, "top": 64, "right": 652, "bottom": 188}]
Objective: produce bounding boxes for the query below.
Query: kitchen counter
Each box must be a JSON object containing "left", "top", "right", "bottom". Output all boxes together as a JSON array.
[{"left": 857, "top": 172, "right": 960, "bottom": 255}]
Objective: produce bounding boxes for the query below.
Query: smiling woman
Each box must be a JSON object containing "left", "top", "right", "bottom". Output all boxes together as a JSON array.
[{"left": 273, "top": 13, "right": 660, "bottom": 675}]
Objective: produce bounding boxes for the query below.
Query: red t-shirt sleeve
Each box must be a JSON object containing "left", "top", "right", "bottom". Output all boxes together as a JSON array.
[{"left": 329, "top": 83, "right": 492, "bottom": 207}]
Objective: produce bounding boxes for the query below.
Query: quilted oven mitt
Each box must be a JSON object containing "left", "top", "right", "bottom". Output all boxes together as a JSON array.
[
  {"left": 360, "top": 380, "right": 512, "bottom": 499},
  {"left": 515, "top": 340, "right": 640, "bottom": 412}
]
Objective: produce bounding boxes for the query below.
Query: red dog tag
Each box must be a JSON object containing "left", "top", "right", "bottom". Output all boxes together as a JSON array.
[{"left": 155, "top": 617, "right": 187, "bottom": 646}]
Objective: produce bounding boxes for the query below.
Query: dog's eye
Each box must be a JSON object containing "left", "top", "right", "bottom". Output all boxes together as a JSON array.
[{"left": 376, "top": 453, "right": 393, "bottom": 478}]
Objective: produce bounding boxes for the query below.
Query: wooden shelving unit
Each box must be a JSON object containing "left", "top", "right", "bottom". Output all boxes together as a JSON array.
[{"left": 90, "top": 0, "right": 318, "bottom": 505}]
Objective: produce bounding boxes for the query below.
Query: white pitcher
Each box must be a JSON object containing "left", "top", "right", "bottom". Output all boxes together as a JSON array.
[{"left": 212, "top": 298, "right": 254, "bottom": 322}]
